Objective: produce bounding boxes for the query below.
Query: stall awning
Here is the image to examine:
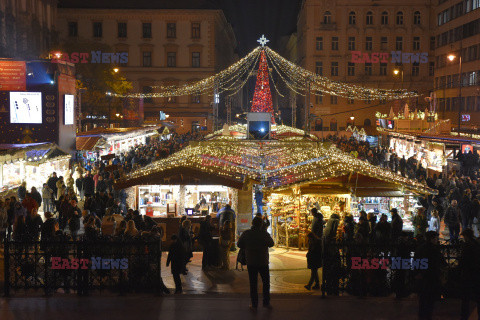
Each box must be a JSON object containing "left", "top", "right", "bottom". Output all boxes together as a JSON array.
[
  {"left": 114, "top": 166, "right": 245, "bottom": 190},
  {"left": 76, "top": 136, "right": 103, "bottom": 151}
]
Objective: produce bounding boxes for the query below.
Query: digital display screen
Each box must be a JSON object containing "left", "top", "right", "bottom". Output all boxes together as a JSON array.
[
  {"left": 248, "top": 121, "right": 270, "bottom": 140},
  {"left": 64, "top": 94, "right": 74, "bottom": 125},
  {"left": 9, "top": 92, "right": 42, "bottom": 124},
  {"left": 462, "top": 144, "right": 473, "bottom": 154}
]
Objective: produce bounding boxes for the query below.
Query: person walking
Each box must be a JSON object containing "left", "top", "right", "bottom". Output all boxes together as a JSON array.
[
  {"left": 237, "top": 217, "right": 274, "bottom": 310},
  {"left": 428, "top": 210, "right": 440, "bottom": 233},
  {"left": 459, "top": 229, "right": 480, "bottom": 320},
  {"left": 412, "top": 208, "right": 428, "bottom": 238},
  {"left": 304, "top": 232, "right": 322, "bottom": 290},
  {"left": 445, "top": 200, "right": 461, "bottom": 243},
  {"left": 310, "top": 207, "right": 324, "bottom": 238},
  {"left": 42, "top": 183, "right": 54, "bottom": 213},
  {"left": 390, "top": 208, "right": 403, "bottom": 243},
  {"left": 197, "top": 215, "right": 214, "bottom": 269},
  {"left": 167, "top": 234, "right": 186, "bottom": 294},
  {"left": 416, "top": 231, "right": 446, "bottom": 320},
  {"left": 76, "top": 174, "right": 85, "bottom": 201},
  {"left": 17, "top": 181, "right": 27, "bottom": 202}
]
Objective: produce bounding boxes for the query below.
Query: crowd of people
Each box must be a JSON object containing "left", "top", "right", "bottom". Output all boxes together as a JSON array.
[
  {"left": 330, "top": 135, "right": 480, "bottom": 241},
  {"left": 3, "top": 130, "right": 480, "bottom": 317}
]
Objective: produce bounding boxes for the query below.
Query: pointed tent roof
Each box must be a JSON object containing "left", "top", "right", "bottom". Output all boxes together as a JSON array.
[{"left": 115, "top": 125, "right": 435, "bottom": 196}]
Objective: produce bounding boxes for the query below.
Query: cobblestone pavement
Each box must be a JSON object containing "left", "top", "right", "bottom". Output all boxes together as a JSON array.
[
  {"left": 0, "top": 294, "right": 464, "bottom": 320},
  {"left": 161, "top": 247, "right": 316, "bottom": 295}
]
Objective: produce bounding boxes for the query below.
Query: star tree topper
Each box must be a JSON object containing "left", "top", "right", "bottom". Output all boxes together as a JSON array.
[{"left": 257, "top": 35, "right": 269, "bottom": 47}]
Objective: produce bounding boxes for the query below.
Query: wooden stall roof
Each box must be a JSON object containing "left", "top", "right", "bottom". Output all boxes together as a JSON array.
[
  {"left": 114, "top": 166, "right": 245, "bottom": 190},
  {"left": 114, "top": 124, "right": 435, "bottom": 196}
]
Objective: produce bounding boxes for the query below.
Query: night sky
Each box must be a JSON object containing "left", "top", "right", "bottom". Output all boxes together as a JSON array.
[{"left": 221, "top": 0, "right": 302, "bottom": 54}]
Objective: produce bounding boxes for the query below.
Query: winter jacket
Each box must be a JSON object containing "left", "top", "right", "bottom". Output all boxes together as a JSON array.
[
  {"left": 391, "top": 213, "right": 403, "bottom": 241},
  {"left": 167, "top": 240, "right": 186, "bottom": 274},
  {"left": 237, "top": 226, "right": 274, "bottom": 267},
  {"left": 445, "top": 206, "right": 461, "bottom": 227}
]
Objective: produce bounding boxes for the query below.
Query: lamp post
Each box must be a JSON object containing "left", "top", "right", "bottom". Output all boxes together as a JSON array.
[
  {"left": 448, "top": 53, "right": 462, "bottom": 133},
  {"left": 393, "top": 68, "right": 404, "bottom": 89}
]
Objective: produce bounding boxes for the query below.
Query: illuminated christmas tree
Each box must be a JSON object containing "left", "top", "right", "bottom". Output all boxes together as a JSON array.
[{"left": 250, "top": 50, "right": 275, "bottom": 123}]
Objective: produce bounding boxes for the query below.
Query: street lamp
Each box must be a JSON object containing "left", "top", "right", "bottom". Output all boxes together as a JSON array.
[
  {"left": 113, "top": 68, "right": 119, "bottom": 73},
  {"left": 448, "top": 53, "right": 462, "bottom": 133},
  {"left": 393, "top": 68, "right": 404, "bottom": 89}
]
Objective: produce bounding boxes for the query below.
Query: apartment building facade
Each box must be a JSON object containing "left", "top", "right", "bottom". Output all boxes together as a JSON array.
[
  {"left": 56, "top": 5, "right": 236, "bottom": 133},
  {"left": 0, "top": 0, "right": 57, "bottom": 59},
  {"left": 433, "top": 0, "right": 480, "bottom": 128},
  {"left": 296, "top": 0, "right": 435, "bottom": 131}
]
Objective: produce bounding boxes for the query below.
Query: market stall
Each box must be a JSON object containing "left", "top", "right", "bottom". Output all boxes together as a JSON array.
[
  {"left": 115, "top": 123, "right": 435, "bottom": 250},
  {"left": 0, "top": 143, "right": 71, "bottom": 195}
]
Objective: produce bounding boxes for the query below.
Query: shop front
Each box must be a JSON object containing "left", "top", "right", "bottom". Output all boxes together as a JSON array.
[{"left": 0, "top": 143, "right": 71, "bottom": 195}]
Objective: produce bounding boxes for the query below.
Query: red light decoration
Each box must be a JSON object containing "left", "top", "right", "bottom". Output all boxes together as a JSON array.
[{"left": 250, "top": 50, "right": 275, "bottom": 123}]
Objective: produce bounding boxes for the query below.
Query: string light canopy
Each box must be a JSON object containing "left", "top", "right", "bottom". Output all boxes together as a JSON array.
[
  {"left": 115, "top": 124, "right": 435, "bottom": 196},
  {"left": 108, "top": 36, "right": 418, "bottom": 101}
]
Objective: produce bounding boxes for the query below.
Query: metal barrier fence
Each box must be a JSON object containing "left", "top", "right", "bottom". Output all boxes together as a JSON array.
[
  {"left": 4, "top": 239, "right": 162, "bottom": 296},
  {"left": 321, "top": 242, "right": 462, "bottom": 298}
]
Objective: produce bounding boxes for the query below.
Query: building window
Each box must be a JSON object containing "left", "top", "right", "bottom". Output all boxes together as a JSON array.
[
  {"left": 330, "top": 119, "right": 337, "bottom": 131},
  {"left": 118, "top": 22, "right": 127, "bottom": 38},
  {"left": 396, "top": 36, "right": 403, "bottom": 50},
  {"left": 413, "top": 11, "right": 421, "bottom": 25},
  {"left": 347, "top": 62, "right": 355, "bottom": 76},
  {"left": 191, "top": 22, "right": 201, "bottom": 39},
  {"left": 142, "top": 51, "right": 152, "bottom": 67},
  {"left": 68, "top": 22, "right": 78, "bottom": 37},
  {"left": 316, "top": 37, "right": 323, "bottom": 50},
  {"left": 142, "top": 23, "right": 152, "bottom": 38},
  {"left": 330, "top": 95, "right": 338, "bottom": 105},
  {"left": 331, "top": 62, "right": 338, "bottom": 76},
  {"left": 167, "top": 52, "right": 176, "bottom": 67},
  {"left": 192, "top": 52, "right": 200, "bottom": 67},
  {"left": 412, "top": 63, "right": 419, "bottom": 76},
  {"left": 348, "top": 37, "right": 356, "bottom": 51},
  {"left": 348, "top": 98, "right": 354, "bottom": 104},
  {"left": 381, "top": 36, "right": 388, "bottom": 50},
  {"left": 93, "top": 22, "right": 102, "bottom": 38},
  {"left": 349, "top": 11, "right": 356, "bottom": 25},
  {"left": 413, "top": 37, "right": 420, "bottom": 50},
  {"left": 381, "top": 11, "right": 388, "bottom": 25},
  {"left": 331, "top": 37, "right": 339, "bottom": 50},
  {"left": 396, "top": 11, "right": 404, "bottom": 25},
  {"left": 323, "top": 11, "right": 332, "bottom": 24},
  {"left": 366, "top": 11, "right": 373, "bottom": 25},
  {"left": 365, "top": 37, "right": 373, "bottom": 51},
  {"left": 143, "top": 86, "right": 153, "bottom": 103},
  {"left": 315, "top": 93, "right": 323, "bottom": 104},
  {"left": 365, "top": 63, "right": 372, "bottom": 75},
  {"left": 430, "top": 36, "right": 436, "bottom": 50},
  {"left": 380, "top": 63, "right": 387, "bottom": 76},
  {"left": 315, "top": 62, "right": 323, "bottom": 75},
  {"left": 119, "top": 51, "right": 128, "bottom": 67},
  {"left": 167, "top": 23, "right": 176, "bottom": 38},
  {"left": 429, "top": 62, "right": 434, "bottom": 76}
]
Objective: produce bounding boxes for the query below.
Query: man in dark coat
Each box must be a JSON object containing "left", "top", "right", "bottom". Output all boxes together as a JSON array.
[
  {"left": 445, "top": 200, "right": 461, "bottom": 243},
  {"left": 391, "top": 208, "right": 403, "bottom": 243},
  {"left": 459, "top": 229, "right": 480, "bottom": 320},
  {"left": 374, "top": 214, "right": 391, "bottom": 244},
  {"left": 47, "top": 172, "right": 58, "bottom": 200},
  {"left": 310, "top": 207, "right": 324, "bottom": 238},
  {"left": 198, "top": 215, "right": 214, "bottom": 269},
  {"left": 237, "top": 217, "right": 274, "bottom": 310},
  {"left": 83, "top": 173, "right": 95, "bottom": 197},
  {"left": 416, "top": 231, "right": 446, "bottom": 320},
  {"left": 166, "top": 235, "right": 186, "bottom": 294}
]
